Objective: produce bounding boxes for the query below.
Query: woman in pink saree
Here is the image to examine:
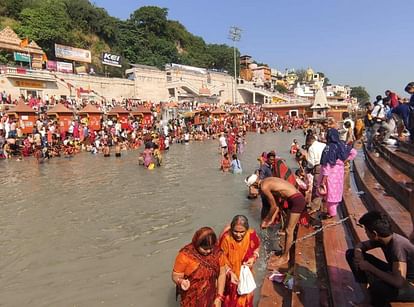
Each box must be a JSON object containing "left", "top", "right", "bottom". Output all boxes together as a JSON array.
[{"left": 320, "top": 128, "right": 357, "bottom": 217}]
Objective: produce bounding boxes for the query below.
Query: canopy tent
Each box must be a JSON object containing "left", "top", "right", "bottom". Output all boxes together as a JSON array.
[
  {"left": 229, "top": 109, "right": 243, "bottom": 115},
  {"left": 107, "top": 106, "right": 129, "bottom": 116},
  {"left": 78, "top": 104, "right": 103, "bottom": 114},
  {"left": 210, "top": 109, "right": 226, "bottom": 115},
  {"left": 130, "top": 106, "right": 152, "bottom": 116}
]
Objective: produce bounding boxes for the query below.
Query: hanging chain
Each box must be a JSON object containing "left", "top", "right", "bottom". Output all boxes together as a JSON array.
[{"left": 290, "top": 216, "right": 351, "bottom": 246}]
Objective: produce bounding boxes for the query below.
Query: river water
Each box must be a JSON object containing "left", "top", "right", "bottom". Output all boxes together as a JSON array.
[{"left": 0, "top": 131, "right": 302, "bottom": 307}]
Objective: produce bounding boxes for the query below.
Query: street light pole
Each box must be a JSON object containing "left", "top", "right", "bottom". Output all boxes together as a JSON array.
[{"left": 228, "top": 26, "right": 241, "bottom": 104}]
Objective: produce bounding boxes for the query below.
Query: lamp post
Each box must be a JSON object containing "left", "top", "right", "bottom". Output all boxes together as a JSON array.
[{"left": 228, "top": 26, "right": 241, "bottom": 104}]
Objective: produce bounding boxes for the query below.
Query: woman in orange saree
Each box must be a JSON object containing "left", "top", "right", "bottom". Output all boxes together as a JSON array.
[
  {"left": 220, "top": 215, "right": 260, "bottom": 307},
  {"left": 172, "top": 227, "right": 226, "bottom": 307}
]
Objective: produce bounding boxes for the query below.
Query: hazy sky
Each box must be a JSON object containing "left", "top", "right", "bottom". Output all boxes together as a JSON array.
[{"left": 93, "top": 0, "right": 414, "bottom": 99}]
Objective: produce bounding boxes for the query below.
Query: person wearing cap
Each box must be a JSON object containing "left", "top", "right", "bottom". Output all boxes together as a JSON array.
[{"left": 245, "top": 175, "right": 306, "bottom": 267}]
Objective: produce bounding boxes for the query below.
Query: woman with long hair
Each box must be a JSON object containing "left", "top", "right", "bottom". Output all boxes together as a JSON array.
[
  {"left": 172, "top": 227, "right": 226, "bottom": 307},
  {"left": 220, "top": 215, "right": 260, "bottom": 307}
]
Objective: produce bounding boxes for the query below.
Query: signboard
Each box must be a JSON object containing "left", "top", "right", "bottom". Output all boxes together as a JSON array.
[
  {"left": 31, "top": 54, "right": 42, "bottom": 69},
  {"left": 14, "top": 80, "right": 45, "bottom": 88},
  {"left": 102, "top": 52, "right": 122, "bottom": 67},
  {"left": 57, "top": 61, "right": 73, "bottom": 73},
  {"left": 14, "top": 52, "right": 30, "bottom": 63},
  {"left": 46, "top": 61, "right": 57, "bottom": 71},
  {"left": 55, "top": 43, "right": 91, "bottom": 63},
  {"left": 75, "top": 66, "right": 87, "bottom": 74}
]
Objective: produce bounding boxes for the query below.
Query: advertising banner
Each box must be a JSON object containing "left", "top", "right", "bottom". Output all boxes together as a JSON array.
[
  {"left": 57, "top": 61, "right": 73, "bottom": 73},
  {"left": 75, "top": 66, "right": 87, "bottom": 74},
  {"left": 13, "top": 52, "right": 30, "bottom": 63},
  {"left": 31, "top": 54, "right": 43, "bottom": 69},
  {"left": 14, "top": 80, "right": 46, "bottom": 88},
  {"left": 102, "top": 52, "right": 122, "bottom": 67},
  {"left": 55, "top": 43, "right": 91, "bottom": 63},
  {"left": 46, "top": 61, "right": 57, "bottom": 71}
]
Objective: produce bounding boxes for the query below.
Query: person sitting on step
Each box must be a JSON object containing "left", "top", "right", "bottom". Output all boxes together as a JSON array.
[{"left": 346, "top": 211, "right": 414, "bottom": 307}]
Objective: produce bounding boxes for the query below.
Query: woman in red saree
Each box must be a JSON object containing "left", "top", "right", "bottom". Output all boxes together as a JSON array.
[
  {"left": 172, "top": 227, "right": 226, "bottom": 307},
  {"left": 220, "top": 215, "right": 260, "bottom": 307}
]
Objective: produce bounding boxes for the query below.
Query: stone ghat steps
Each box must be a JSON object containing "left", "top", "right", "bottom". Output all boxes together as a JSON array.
[
  {"left": 259, "top": 144, "right": 413, "bottom": 306},
  {"left": 399, "top": 140, "right": 414, "bottom": 156},
  {"left": 291, "top": 225, "right": 325, "bottom": 307},
  {"left": 364, "top": 146, "right": 413, "bottom": 211},
  {"left": 375, "top": 142, "right": 414, "bottom": 181},
  {"left": 354, "top": 153, "right": 412, "bottom": 238}
]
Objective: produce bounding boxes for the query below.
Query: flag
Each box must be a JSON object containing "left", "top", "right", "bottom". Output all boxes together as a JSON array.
[
  {"left": 20, "top": 37, "right": 29, "bottom": 48},
  {"left": 42, "top": 52, "right": 48, "bottom": 62}
]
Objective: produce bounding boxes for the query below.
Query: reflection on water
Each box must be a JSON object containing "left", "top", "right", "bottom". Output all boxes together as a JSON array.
[{"left": 0, "top": 131, "right": 302, "bottom": 306}]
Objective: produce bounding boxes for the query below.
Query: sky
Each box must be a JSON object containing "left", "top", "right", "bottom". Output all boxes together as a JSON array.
[{"left": 93, "top": 0, "right": 414, "bottom": 99}]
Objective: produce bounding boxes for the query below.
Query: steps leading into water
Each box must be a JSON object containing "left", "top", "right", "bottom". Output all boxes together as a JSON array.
[{"left": 259, "top": 141, "right": 413, "bottom": 306}]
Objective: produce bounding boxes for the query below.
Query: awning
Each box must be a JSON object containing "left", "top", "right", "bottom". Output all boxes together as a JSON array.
[{"left": 183, "top": 111, "right": 196, "bottom": 118}]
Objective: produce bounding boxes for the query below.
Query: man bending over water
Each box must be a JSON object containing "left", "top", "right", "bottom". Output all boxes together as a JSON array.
[{"left": 245, "top": 175, "right": 306, "bottom": 267}]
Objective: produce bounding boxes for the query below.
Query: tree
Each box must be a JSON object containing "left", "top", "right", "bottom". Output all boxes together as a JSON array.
[
  {"left": 206, "top": 44, "right": 237, "bottom": 75},
  {"left": 351, "top": 86, "right": 370, "bottom": 105},
  {"left": 0, "top": 0, "right": 34, "bottom": 19},
  {"left": 275, "top": 84, "right": 288, "bottom": 94},
  {"left": 295, "top": 68, "right": 307, "bottom": 83},
  {"left": 63, "top": 0, "right": 118, "bottom": 42},
  {"left": 16, "top": 0, "right": 72, "bottom": 56},
  {"left": 0, "top": 50, "right": 13, "bottom": 64},
  {"left": 129, "top": 6, "right": 168, "bottom": 36}
]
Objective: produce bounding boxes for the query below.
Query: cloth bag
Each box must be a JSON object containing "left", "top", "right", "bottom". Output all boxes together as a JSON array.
[{"left": 237, "top": 265, "right": 256, "bottom": 295}]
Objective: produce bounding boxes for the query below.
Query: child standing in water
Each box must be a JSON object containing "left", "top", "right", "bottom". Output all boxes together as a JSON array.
[
  {"left": 115, "top": 141, "right": 121, "bottom": 157},
  {"left": 103, "top": 142, "right": 110, "bottom": 157},
  {"left": 230, "top": 153, "right": 242, "bottom": 174},
  {"left": 153, "top": 144, "right": 162, "bottom": 166},
  {"left": 220, "top": 153, "right": 231, "bottom": 172},
  {"left": 142, "top": 144, "right": 153, "bottom": 167}
]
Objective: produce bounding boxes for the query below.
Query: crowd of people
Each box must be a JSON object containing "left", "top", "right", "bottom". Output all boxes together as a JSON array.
[
  {"left": 2, "top": 84, "right": 414, "bottom": 307},
  {"left": 0, "top": 94, "right": 305, "bottom": 164},
  {"left": 171, "top": 96, "right": 414, "bottom": 306},
  {"left": 364, "top": 85, "right": 414, "bottom": 150}
]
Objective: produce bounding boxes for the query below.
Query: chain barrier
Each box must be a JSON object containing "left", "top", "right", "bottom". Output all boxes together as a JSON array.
[
  {"left": 260, "top": 215, "right": 356, "bottom": 264},
  {"left": 290, "top": 215, "right": 351, "bottom": 246}
]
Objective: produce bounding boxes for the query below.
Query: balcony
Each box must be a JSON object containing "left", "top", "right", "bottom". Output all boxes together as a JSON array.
[{"left": 0, "top": 66, "right": 55, "bottom": 82}]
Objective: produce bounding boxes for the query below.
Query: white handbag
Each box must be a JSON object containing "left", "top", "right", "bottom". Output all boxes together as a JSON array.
[{"left": 237, "top": 264, "right": 257, "bottom": 295}]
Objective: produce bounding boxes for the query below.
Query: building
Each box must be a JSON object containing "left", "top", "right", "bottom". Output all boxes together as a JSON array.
[
  {"left": 126, "top": 63, "right": 234, "bottom": 104},
  {"left": 262, "top": 86, "right": 354, "bottom": 121}
]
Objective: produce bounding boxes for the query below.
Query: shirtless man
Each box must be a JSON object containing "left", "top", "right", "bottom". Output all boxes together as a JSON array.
[{"left": 245, "top": 175, "right": 306, "bottom": 267}]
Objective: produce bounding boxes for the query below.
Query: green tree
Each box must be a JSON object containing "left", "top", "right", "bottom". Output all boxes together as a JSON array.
[
  {"left": 0, "top": 0, "right": 34, "bottom": 19},
  {"left": 16, "top": 0, "right": 72, "bottom": 56},
  {"left": 206, "top": 44, "right": 237, "bottom": 75},
  {"left": 129, "top": 6, "right": 168, "bottom": 36},
  {"left": 295, "top": 68, "right": 307, "bottom": 83},
  {"left": 63, "top": 0, "right": 118, "bottom": 42},
  {"left": 0, "top": 50, "right": 13, "bottom": 64},
  {"left": 275, "top": 84, "right": 288, "bottom": 94},
  {"left": 351, "top": 86, "right": 370, "bottom": 105}
]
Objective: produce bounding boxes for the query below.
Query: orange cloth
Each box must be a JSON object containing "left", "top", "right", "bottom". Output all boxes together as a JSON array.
[
  {"left": 221, "top": 158, "right": 231, "bottom": 170},
  {"left": 173, "top": 227, "right": 225, "bottom": 307},
  {"left": 220, "top": 229, "right": 260, "bottom": 307},
  {"left": 174, "top": 251, "right": 225, "bottom": 277}
]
